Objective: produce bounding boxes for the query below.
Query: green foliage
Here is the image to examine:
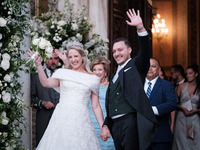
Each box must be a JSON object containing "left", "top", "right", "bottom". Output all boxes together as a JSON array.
[
  {"left": 30, "top": 0, "right": 109, "bottom": 62},
  {"left": 0, "top": 0, "right": 30, "bottom": 149}
]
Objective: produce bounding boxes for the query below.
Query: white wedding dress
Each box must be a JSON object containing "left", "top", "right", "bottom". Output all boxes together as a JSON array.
[{"left": 36, "top": 69, "right": 101, "bottom": 150}]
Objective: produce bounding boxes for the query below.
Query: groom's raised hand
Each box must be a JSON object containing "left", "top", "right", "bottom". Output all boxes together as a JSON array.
[{"left": 126, "top": 8, "right": 146, "bottom": 33}]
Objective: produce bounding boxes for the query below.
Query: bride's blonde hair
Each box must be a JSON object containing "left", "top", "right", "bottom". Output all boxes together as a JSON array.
[{"left": 65, "top": 46, "right": 92, "bottom": 73}]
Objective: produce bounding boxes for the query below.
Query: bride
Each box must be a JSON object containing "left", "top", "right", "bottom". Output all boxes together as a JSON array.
[{"left": 28, "top": 42, "right": 105, "bottom": 150}]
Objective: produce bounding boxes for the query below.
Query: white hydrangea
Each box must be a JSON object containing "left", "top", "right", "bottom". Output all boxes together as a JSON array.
[
  {"left": 71, "top": 23, "right": 78, "bottom": 30},
  {"left": 57, "top": 20, "right": 66, "bottom": 26}
]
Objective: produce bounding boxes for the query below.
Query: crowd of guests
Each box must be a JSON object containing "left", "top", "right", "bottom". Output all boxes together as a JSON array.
[
  {"left": 29, "top": 8, "right": 200, "bottom": 150},
  {"left": 163, "top": 64, "right": 200, "bottom": 150}
]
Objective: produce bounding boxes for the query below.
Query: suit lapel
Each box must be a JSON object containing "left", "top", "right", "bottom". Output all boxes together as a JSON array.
[
  {"left": 149, "top": 77, "right": 161, "bottom": 100},
  {"left": 105, "top": 73, "right": 115, "bottom": 111},
  {"left": 118, "top": 69, "right": 124, "bottom": 90},
  {"left": 118, "top": 61, "right": 133, "bottom": 91}
]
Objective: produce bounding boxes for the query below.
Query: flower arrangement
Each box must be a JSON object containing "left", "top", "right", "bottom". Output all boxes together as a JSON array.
[
  {"left": 26, "top": 37, "right": 54, "bottom": 68},
  {"left": 30, "top": 0, "right": 109, "bottom": 63},
  {"left": 0, "top": 0, "right": 29, "bottom": 149}
]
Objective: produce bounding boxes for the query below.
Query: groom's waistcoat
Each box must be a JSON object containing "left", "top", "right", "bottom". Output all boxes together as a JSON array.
[{"left": 108, "top": 78, "right": 135, "bottom": 117}]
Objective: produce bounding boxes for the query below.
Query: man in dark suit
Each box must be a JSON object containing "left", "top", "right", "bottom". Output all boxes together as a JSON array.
[
  {"left": 31, "top": 52, "right": 60, "bottom": 145},
  {"left": 100, "top": 9, "right": 157, "bottom": 150},
  {"left": 145, "top": 58, "right": 178, "bottom": 150},
  {"left": 170, "top": 64, "right": 186, "bottom": 90}
]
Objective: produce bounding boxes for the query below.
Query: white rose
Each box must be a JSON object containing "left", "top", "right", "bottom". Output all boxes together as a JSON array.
[
  {"left": 1, "top": 111, "right": 6, "bottom": 117},
  {"left": 2, "top": 90, "right": 6, "bottom": 95},
  {"left": 32, "top": 38, "right": 40, "bottom": 46},
  {"left": 4, "top": 74, "right": 11, "bottom": 82},
  {"left": 57, "top": 20, "right": 66, "bottom": 26},
  {"left": 2, "top": 92, "right": 11, "bottom": 103},
  {"left": 38, "top": 38, "right": 47, "bottom": 49},
  {"left": 0, "top": 34, "right": 2, "bottom": 40},
  {"left": 46, "top": 52, "right": 52, "bottom": 58},
  {"left": 1, "top": 60, "right": 10, "bottom": 70},
  {"left": 45, "top": 46, "right": 53, "bottom": 54},
  {"left": 71, "top": 23, "right": 78, "bottom": 30},
  {"left": 2, "top": 53, "right": 11, "bottom": 60},
  {"left": 1, "top": 118, "right": 9, "bottom": 125},
  {"left": 46, "top": 41, "right": 52, "bottom": 47},
  {"left": 0, "top": 17, "right": 7, "bottom": 27}
]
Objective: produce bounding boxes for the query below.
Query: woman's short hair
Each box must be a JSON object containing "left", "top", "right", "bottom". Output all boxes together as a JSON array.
[{"left": 91, "top": 56, "right": 110, "bottom": 77}]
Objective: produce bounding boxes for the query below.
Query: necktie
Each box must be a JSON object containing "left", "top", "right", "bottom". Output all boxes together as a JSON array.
[
  {"left": 50, "top": 70, "right": 54, "bottom": 77},
  {"left": 146, "top": 82, "right": 152, "bottom": 98},
  {"left": 112, "top": 66, "right": 121, "bottom": 83}
]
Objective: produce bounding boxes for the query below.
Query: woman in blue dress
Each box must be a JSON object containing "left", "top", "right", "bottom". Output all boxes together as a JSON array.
[{"left": 89, "top": 56, "right": 115, "bottom": 150}]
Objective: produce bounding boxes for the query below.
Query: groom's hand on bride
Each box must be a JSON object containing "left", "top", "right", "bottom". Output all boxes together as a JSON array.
[{"left": 100, "top": 125, "right": 110, "bottom": 141}]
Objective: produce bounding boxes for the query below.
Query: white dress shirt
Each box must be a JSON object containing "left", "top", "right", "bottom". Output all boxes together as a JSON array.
[
  {"left": 144, "top": 77, "right": 159, "bottom": 115},
  {"left": 112, "top": 58, "right": 131, "bottom": 83}
]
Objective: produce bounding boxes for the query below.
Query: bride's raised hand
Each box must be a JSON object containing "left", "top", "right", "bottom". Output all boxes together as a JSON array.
[
  {"left": 27, "top": 49, "right": 42, "bottom": 67},
  {"left": 55, "top": 49, "right": 67, "bottom": 65}
]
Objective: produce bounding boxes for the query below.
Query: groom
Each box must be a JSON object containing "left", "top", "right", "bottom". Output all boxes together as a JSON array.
[{"left": 100, "top": 9, "right": 157, "bottom": 150}]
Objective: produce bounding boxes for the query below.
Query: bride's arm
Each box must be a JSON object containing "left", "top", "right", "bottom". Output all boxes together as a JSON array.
[
  {"left": 36, "top": 63, "right": 59, "bottom": 88},
  {"left": 91, "top": 92, "right": 104, "bottom": 129},
  {"left": 34, "top": 53, "right": 59, "bottom": 88}
]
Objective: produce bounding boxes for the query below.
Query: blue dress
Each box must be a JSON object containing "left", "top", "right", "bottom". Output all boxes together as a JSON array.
[{"left": 89, "top": 84, "right": 115, "bottom": 150}]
